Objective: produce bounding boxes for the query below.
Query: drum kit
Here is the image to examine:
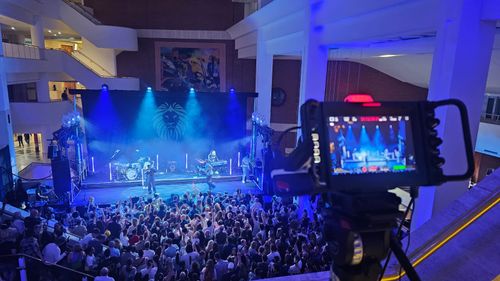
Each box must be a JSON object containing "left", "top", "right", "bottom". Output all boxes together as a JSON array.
[{"left": 112, "top": 161, "right": 142, "bottom": 181}]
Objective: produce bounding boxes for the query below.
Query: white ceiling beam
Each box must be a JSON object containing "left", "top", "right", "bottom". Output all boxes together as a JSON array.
[
  {"left": 315, "top": 0, "right": 410, "bottom": 25},
  {"left": 0, "top": 2, "right": 35, "bottom": 25},
  {"left": 260, "top": 10, "right": 306, "bottom": 41},
  {"left": 329, "top": 36, "right": 436, "bottom": 59},
  {"left": 265, "top": 31, "right": 304, "bottom": 55},
  {"left": 235, "top": 31, "right": 258, "bottom": 49},
  {"left": 318, "top": 0, "right": 439, "bottom": 46},
  {"left": 227, "top": 0, "right": 305, "bottom": 38},
  {"left": 238, "top": 45, "right": 257, "bottom": 59}
]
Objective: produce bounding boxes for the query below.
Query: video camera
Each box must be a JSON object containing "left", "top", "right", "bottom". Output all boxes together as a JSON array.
[
  {"left": 266, "top": 97, "right": 475, "bottom": 281},
  {"left": 271, "top": 98, "right": 474, "bottom": 195}
]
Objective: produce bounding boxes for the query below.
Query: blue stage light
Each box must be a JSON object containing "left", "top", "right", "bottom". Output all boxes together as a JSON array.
[
  {"left": 189, "top": 87, "right": 195, "bottom": 94},
  {"left": 230, "top": 88, "right": 235, "bottom": 94},
  {"left": 101, "top": 84, "right": 109, "bottom": 91},
  {"left": 146, "top": 86, "right": 152, "bottom": 92}
]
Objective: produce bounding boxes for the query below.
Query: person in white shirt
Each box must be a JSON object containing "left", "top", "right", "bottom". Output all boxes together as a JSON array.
[
  {"left": 12, "top": 212, "right": 25, "bottom": 235},
  {"left": 180, "top": 243, "right": 199, "bottom": 271},
  {"left": 288, "top": 256, "right": 302, "bottom": 275},
  {"left": 95, "top": 267, "right": 115, "bottom": 281},
  {"left": 140, "top": 259, "right": 158, "bottom": 281},
  {"left": 42, "top": 237, "right": 67, "bottom": 264},
  {"left": 267, "top": 244, "right": 280, "bottom": 262},
  {"left": 142, "top": 241, "right": 155, "bottom": 260},
  {"left": 80, "top": 228, "right": 100, "bottom": 249}
]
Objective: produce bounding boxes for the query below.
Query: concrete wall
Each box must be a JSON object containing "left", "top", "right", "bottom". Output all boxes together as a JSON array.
[
  {"left": 80, "top": 37, "right": 117, "bottom": 76},
  {"left": 116, "top": 38, "right": 256, "bottom": 91}
]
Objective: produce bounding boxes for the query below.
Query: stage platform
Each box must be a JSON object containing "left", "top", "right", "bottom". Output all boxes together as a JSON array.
[
  {"left": 73, "top": 179, "right": 261, "bottom": 206},
  {"left": 82, "top": 171, "right": 244, "bottom": 189}
]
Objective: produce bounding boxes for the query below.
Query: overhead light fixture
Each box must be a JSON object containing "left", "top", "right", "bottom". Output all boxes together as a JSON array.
[
  {"left": 48, "top": 30, "right": 52, "bottom": 33},
  {"left": 10, "top": 26, "right": 15, "bottom": 30},
  {"left": 57, "top": 31, "right": 62, "bottom": 35},
  {"left": 377, "top": 54, "right": 403, "bottom": 58}
]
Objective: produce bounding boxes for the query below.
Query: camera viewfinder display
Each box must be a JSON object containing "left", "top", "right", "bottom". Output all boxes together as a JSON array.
[{"left": 327, "top": 115, "right": 417, "bottom": 175}]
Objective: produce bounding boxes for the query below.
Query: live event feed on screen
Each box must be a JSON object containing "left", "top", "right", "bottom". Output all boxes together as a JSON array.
[{"left": 327, "top": 115, "right": 417, "bottom": 175}]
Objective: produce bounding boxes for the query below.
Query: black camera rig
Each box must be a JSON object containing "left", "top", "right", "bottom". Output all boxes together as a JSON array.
[{"left": 265, "top": 98, "right": 475, "bottom": 281}]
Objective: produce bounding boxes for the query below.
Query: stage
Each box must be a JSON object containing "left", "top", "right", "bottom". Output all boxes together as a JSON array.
[
  {"left": 74, "top": 178, "right": 261, "bottom": 206},
  {"left": 82, "top": 170, "right": 245, "bottom": 188}
]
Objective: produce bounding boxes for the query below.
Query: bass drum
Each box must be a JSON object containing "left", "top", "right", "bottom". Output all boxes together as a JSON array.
[{"left": 125, "top": 167, "right": 138, "bottom": 181}]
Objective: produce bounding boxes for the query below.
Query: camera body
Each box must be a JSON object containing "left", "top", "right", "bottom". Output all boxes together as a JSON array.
[{"left": 271, "top": 99, "right": 474, "bottom": 196}]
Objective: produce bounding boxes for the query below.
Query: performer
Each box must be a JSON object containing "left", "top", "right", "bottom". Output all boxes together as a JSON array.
[
  {"left": 143, "top": 157, "right": 152, "bottom": 170},
  {"left": 206, "top": 163, "right": 216, "bottom": 190},
  {"left": 241, "top": 155, "right": 251, "bottom": 183},
  {"left": 207, "top": 150, "right": 218, "bottom": 163},
  {"left": 145, "top": 162, "right": 157, "bottom": 194}
]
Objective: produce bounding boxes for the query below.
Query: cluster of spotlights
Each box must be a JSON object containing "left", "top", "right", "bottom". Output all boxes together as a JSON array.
[
  {"left": 62, "top": 111, "right": 81, "bottom": 128},
  {"left": 251, "top": 112, "right": 266, "bottom": 126}
]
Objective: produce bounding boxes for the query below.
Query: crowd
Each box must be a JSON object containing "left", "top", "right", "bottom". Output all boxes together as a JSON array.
[{"left": 0, "top": 187, "right": 331, "bottom": 281}]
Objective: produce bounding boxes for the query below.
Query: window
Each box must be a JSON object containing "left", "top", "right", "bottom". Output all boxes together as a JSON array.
[
  {"left": 7, "top": 83, "right": 38, "bottom": 102},
  {"left": 482, "top": 94, "right": 500, "bottom": 122}
]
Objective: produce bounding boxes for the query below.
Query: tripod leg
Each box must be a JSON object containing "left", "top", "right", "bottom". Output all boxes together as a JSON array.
[{"left": 389, "top": 237, "right": 421, "bottom": 281}]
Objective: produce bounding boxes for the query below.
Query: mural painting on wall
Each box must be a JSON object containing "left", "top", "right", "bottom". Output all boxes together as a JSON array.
[{"left": 155, "top": 42, "right": 226, "bottom": 92}]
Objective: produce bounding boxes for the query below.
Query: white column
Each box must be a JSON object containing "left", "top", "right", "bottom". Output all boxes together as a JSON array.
[
  {"left": 254, "top": 31, "right": 273, "bottom": 125},
  {"left": 30, "top": 16, "right": 45, "bottom": 48},
  {"left": 36, "top": 73, "right": 50, "bottom": 102},
  {"left": 254, "top": 31, "right": 274, "bottom": 160},
  {"left": 0, "top": 27, "right": 18, "bottom": 172},
  {"left": 412, "top": 0, "right": 496, "bottom": 230},
  {"left": 297, "top": 0, "right": 329, "bottom": 217},
  {"left": 298, "top": 1, "right": 329, "bottom": 107}
]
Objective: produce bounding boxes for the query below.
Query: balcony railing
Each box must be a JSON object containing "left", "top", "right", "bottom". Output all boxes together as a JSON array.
[
  {"left": 71, "top": 50, "right": 114, "bottom": 77},
  {"left": 0, "top": 254, "right": 95, "bottom": 281},
  {"left": 2, "top": 42, "right": 41, "bottom": 59},
  {"left": 62, "top": 0, "right": 102, "bottom": 25},
  {"left": 480, "top": 113, "right": 500, "bottom": 124}
]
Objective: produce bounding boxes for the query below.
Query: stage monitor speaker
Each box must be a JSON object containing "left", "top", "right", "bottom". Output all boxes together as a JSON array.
[
  {"left": 47, "top": 144, "right": 58, "bottom": 160},
  {"left": 0, "top": 145, "right": 14, "bottom": 200},
  {"left": 51, "top": 158, "right": 71, "bottom": 197}
]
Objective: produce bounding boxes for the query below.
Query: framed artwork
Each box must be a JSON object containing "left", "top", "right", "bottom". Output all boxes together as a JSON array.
[{"left": 155, "top": 41, "right": 226, "bottom": 92}]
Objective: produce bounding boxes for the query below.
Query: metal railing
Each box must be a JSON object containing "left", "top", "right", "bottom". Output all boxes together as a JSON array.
[
  {"left": 46, "top": 49, "right": 116, "bottom": 78},
  {"left": 480, "top": 112, "right": 500, "bottom": 124},
  {"left": 2, "top": 43, "right": 41, "bottom": 60},
  {"left": 382, "top": 187, "right": 500, "bottom": 280},
  {"left": 0, "top": 254, "right": 94, "bottom": 281},
  {"left": 71, "top": 50, "right": 114, "bottom": 77}
]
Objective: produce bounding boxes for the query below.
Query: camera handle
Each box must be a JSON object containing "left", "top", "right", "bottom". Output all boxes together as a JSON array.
[{"left": 428, "top": 99, "right": 475, "bottom": 181}]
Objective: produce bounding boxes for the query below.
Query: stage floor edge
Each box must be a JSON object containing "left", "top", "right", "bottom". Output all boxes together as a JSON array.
[
  {"left": 82, "top": 174, "right": 243, "bottom": 189},
  {"left": 73, "top": 180, "right": 261, "bottom": 206}
]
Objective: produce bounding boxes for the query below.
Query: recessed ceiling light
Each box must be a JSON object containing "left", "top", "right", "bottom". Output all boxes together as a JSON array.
[
  {"left": 10, "top": 26, "right": 15, "bottom": 30},
  {"left": 57, "top": 31, "right": 62, "bottom": 35},
  {"left": 377, "top": 54, "right": 403, "bottom": 58},
  {"left": 48, "top": 30, "right": 52, "bottom": 33}
]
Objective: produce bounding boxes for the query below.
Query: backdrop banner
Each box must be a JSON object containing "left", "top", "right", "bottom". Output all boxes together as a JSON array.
[{"left": 81, "top": 90, "right": 250, "bottom": 171}]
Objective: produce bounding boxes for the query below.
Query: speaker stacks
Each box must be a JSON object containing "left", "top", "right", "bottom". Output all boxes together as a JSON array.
[{"left": 51, "top": 158, "right": 71, "bottom": 197}]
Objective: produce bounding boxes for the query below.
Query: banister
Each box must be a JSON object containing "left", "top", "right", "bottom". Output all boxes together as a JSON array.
[
  {"left": 0, "top": 253, "right": 95, "bottom": 279},
  {"left": 382, "top": 190, "right": 499, "bottom": 280}
]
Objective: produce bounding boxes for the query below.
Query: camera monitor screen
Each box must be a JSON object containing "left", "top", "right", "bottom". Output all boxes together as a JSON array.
[{"left": 327, "top": 115, "right": 417, "bottom": 175}]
